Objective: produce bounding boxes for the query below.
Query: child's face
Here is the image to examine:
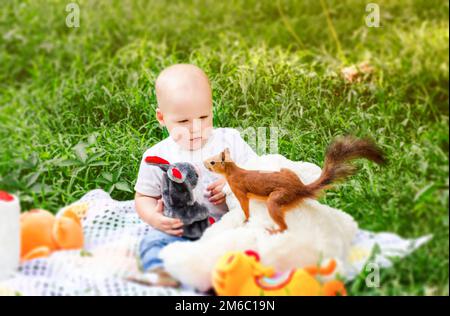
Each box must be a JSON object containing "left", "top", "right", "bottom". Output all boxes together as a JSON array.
[
  {"left": 155, "top": 64, "right": 214, "bottom": 151},
  {"left": 156, "top": 92, "right": 213, "bottom": 151}
]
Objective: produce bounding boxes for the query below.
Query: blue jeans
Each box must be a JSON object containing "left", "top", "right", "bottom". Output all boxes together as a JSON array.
[{"left": 139, "top": 229, "right": 189, "bottom": 271}]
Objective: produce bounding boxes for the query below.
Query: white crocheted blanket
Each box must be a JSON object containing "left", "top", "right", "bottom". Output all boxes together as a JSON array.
[{"left": 0, "top": 189, "right": 431, "bottom": 296}]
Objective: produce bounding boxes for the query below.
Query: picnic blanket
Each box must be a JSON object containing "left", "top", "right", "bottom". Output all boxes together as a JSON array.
[{"left": 0, "top": 189, "right": 431, "bottom": 296}]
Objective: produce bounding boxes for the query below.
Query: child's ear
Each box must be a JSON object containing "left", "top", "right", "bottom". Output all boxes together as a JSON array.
[{"left": 156, "top": 108, "right": 165, "bottom": 126}]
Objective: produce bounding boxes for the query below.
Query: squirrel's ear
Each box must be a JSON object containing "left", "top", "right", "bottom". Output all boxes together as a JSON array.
[{"left": 224, "top": 148, "right": 231, "bottom": 159}]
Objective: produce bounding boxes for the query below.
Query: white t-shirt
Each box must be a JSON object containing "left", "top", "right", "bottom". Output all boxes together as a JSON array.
[{"left": 134, "top": 128, "right": 257, "bottom": 217}]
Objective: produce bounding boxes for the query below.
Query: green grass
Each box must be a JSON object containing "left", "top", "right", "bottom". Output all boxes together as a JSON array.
[{"left": 0, "top": 0, "right": 448, "bottom": 295}]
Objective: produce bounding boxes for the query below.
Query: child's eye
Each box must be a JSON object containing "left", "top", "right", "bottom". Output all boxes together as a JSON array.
[
  {"left": 199, "top": 115, "right": 208, "bottom": 119},
  {"left": 177, "top": 119, "right": 189, "bottom": 123}
]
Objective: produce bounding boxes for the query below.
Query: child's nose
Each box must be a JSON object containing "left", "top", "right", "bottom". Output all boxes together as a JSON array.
[{"left": 191, "top": 119, "right": 203, "bottom": 133}]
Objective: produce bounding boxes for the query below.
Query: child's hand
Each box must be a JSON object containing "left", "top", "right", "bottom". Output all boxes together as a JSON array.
[
  {"left": 150, "top": 199, "right": 184, "bottom": 236},
  {"left": 207, "top": 178, "right": 227, "bottom": 205}
]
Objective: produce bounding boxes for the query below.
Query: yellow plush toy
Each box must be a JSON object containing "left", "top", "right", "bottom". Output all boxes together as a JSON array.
[
  {"left": 212, "top": 250, "right": 346, "bottom": 296},
  {"left": 20, "top": 203, "right": 87, "bottom": 261}
]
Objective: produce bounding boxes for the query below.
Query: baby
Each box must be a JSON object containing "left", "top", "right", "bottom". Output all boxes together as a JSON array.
[{"left": 133, "top": 64, "right": 257, "bottom": 286}]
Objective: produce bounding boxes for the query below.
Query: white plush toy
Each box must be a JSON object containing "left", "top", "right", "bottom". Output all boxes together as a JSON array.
[{"left": 160, "top": 154, "right": 358, "bottom": 292}]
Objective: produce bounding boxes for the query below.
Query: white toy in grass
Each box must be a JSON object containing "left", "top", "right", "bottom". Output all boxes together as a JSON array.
[{"left": 160, "top": 154, "right": 358, "bottom": 292}]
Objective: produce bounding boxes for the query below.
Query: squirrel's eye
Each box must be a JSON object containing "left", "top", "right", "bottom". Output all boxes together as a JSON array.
[{"left": 210, "top": 161, "right": 215, "bottom": 165}]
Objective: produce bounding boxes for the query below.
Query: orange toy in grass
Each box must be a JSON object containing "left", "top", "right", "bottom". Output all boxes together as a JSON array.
[{"left": 20, "top": 208, "right": 84, "bottom": 261}]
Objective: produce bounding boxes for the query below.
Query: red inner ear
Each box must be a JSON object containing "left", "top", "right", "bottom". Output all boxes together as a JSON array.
[
  {"left": 244, "top": 250, "right": 260, "bottom": 262},
  {"left": 145, "top": 156, "right": 170, "bottom": 165},
  {"left": 171, "top": 168, "right": 183, "bottom": 179}
]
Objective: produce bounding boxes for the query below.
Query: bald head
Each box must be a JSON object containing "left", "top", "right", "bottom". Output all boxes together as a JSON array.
[
  {"left": 153, "top": 64, "right": 214, "bottom": 151},
  {"left": 155, "top": 64, "right": 212, "bottom": 111}
]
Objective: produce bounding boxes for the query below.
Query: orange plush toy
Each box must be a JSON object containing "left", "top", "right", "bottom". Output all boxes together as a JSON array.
[{"left": 20, "top": 206, "right": 85, "bottom": 261}]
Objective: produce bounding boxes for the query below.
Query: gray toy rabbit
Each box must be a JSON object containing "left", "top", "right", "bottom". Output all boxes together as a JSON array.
[{"left": 145, "top": 156, "right": 213, "bottom": 240}]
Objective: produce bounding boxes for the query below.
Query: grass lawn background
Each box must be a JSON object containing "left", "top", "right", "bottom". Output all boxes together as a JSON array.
[{"left": 0, "top": 0, "right": 448, "bottom": 295}]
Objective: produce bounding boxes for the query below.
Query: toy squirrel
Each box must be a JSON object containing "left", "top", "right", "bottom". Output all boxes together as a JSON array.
[
  {"left": 204, "top": 136, "right": 385, "bottom": 234},
  {"left": 212, "top": 250, "right": 347, "bottom": 296},
  {"left": 145, "top": 156, "right": 215, "bottom": 240}
]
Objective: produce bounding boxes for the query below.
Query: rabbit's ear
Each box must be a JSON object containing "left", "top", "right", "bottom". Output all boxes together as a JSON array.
[
  {"left": 168, "top": 167, "right": 185, "bottom": 183},
  {"left": 145, "top": 156, "right": 170, "bottom": 172}
]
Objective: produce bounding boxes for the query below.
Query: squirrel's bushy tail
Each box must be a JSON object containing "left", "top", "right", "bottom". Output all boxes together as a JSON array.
[{"left": 302, "top": 136, "right": 386, "bottom": 197}]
